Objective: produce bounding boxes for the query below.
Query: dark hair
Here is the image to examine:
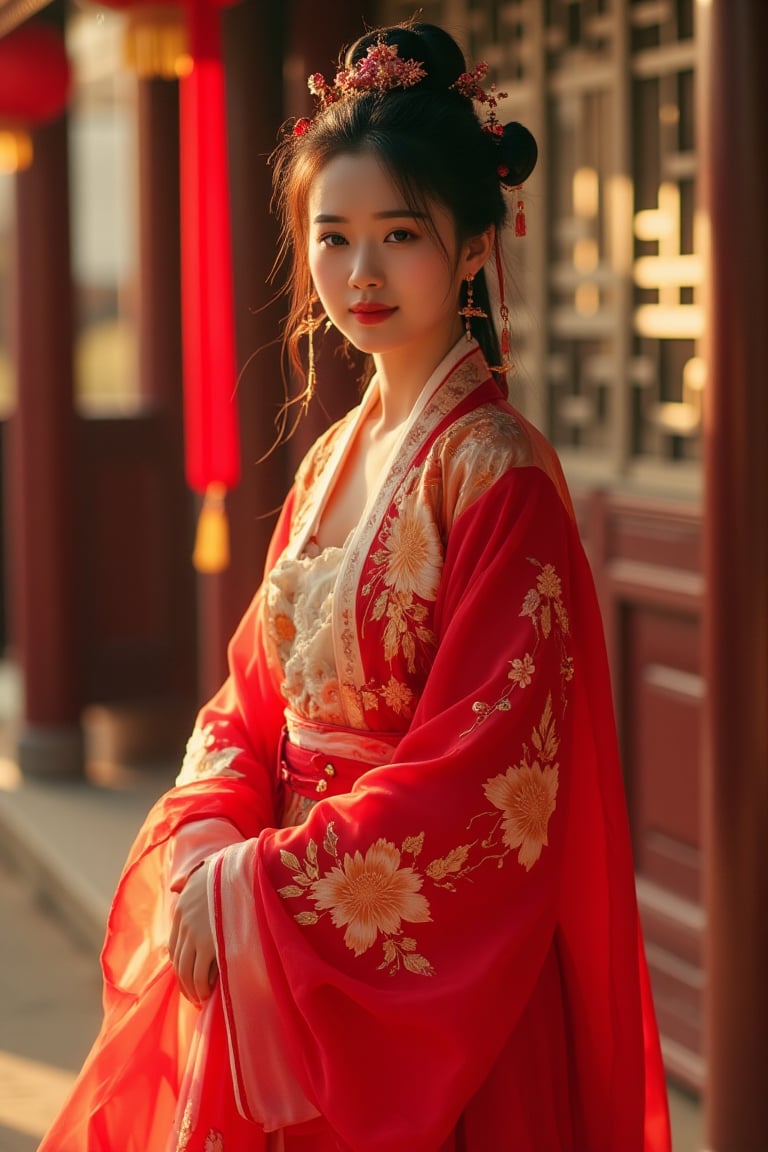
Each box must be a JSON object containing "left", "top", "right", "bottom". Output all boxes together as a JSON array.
[{"left": 271, "top": 22, "right": 536, "bottom": 393}]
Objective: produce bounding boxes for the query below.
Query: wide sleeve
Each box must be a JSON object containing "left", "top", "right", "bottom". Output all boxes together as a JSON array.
[{"left": 211, "top": 465, "right": 655, "bottom": 1152}]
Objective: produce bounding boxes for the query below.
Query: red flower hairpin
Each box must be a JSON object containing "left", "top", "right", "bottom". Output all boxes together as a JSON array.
[
  {"left": 452, "top": 62, "right": 508, "bottom": 136},
  {"left": 294, "top": 41, "right": 427, "bottom": 135}
]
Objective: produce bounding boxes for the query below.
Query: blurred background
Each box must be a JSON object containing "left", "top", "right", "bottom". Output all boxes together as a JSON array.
[{"left": 0, "top": 1, "right": 766, "bottom": 1149}]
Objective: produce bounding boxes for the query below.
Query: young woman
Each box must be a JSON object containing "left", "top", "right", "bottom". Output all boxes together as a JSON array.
[{"left": 42, "top": 22, "right": 672, "bottom": 1152}]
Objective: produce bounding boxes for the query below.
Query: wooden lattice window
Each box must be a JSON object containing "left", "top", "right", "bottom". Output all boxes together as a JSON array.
[{"left": 379, "top": 0, "right": 704, "bottom": 492}]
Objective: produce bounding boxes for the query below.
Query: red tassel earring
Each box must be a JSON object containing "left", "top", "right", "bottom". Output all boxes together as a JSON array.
[{"left": 514, "top": 189, "right": 527, "bottom": 237}]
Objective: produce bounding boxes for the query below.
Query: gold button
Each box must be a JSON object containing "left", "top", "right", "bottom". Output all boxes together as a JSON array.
[
  {"left": 315, "top": 779, "right": 328, "bottom": 793},
  {"left": 324, "top": 763, "right": 336, "bottom": 777}
]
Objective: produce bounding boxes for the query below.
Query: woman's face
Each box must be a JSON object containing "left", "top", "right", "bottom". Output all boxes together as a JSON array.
[{"left": 307, "top": 150, "right": 481, "bottom": 363}]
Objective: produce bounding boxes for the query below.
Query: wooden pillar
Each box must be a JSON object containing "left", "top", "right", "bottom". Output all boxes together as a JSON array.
[
  {"left": 136, "top": 77, "right": 196, "bottom": 703},
  {"left": 703, "top": 1, "right": 768, "bottom": 1147},
  {"left": 9, "top": 115, "right": 82, "bottom": 775}
]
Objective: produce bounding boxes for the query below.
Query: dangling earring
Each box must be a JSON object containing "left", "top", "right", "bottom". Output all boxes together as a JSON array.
[
  {"left": 490, "top": 234, "right": 513, "bottom": 375},
  {"left": 458, "top": 273, "right": 488, "bottom": 342},
  {"left": 302, "top": 297, "right": 321, "bottom": 409}
]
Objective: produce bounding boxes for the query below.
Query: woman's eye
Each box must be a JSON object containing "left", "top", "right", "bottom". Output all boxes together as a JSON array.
[
  {"left": 319, "top": 233, "right": 347, "bottom": 247},
  {"left": 385, "top": 228, "right": 413, "bottom": 243}
]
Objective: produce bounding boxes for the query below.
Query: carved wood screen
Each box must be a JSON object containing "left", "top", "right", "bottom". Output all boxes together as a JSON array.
[{"left": 380, "top": 0, "right": 704, "bottom": 494}]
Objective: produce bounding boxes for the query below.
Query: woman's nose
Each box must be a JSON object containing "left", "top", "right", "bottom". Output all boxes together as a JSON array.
[{"left": 348, "top": 246, "right": 384, "bottom": 289}]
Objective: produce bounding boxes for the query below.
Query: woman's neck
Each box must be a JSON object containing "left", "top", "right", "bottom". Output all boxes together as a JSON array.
[{"left": 372, "top": 325, "right": 465, "bottom": 431}]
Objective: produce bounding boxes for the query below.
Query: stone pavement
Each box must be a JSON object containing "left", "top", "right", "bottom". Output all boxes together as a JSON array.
[{"left": 0, "top": 861, "right": 102, "bottom": 1151}]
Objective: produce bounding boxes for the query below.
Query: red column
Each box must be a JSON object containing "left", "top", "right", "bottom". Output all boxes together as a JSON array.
[
  {"left": 9, "top": 115, "right": 82, "bottom": 775},
  {"left": 703, "top": 1, "right": 768, "bottom": 1146}
]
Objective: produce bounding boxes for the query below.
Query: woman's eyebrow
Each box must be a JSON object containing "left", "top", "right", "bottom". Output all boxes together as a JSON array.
[{"left": 312, "top": 209, "right": 428, "bottom": 223}]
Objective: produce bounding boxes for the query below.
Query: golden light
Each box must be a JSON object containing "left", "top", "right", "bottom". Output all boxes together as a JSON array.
[
  {"left": 634, "top": 304, "right": 704, "bottom": 339},
  {"left": 633, "top": 254, "right": 704, "bottom": 288},
  {"left": 573, "top": 166, "right": 599, "bottom": 219},
  {"left": 123, "top": 6, "right": 189, "bottom": 79},
  {"left": 573, "top": 237, "right": 599, "bottom": 273},
  {"left": 634, "top": 208, "right": 675, "bottom": 241},
  {"left": 0, "top": 127, "right": 33, "bottom": 173},
  {"left": 0, "top": 1050, "right": 77, "bottom": 1137},
  {"left": 659, "top": 103, "right": 680, "bottom": 125},
  {"left": 575, "top": 282, "right": 600, "bottom": 317},
  {"left": 175, "top": 53, "right": 194, "bottom": 77}
]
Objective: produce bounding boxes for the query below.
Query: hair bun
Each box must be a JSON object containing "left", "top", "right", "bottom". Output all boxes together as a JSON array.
[{"left": 498, "top": 121, "right": 538, "bottom": 187}]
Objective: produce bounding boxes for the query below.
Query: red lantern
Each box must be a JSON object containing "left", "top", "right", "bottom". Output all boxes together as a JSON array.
[
  {"left": 179, "top": 0, "right": 240, "bottom": 572},
  {"left": 0, "top": 23, "right": 71, "bottom": 172},
  {"left": 0, "top": 23, "right": 70, "bottom": 120}
]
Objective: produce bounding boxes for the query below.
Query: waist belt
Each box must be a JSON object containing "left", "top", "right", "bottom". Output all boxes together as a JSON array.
[{"left": 278, "top": 727, "right": 372, "bottom": 800}]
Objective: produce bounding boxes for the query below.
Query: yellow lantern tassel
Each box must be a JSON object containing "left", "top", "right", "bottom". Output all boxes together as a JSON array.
[
  {"left": 193, "top": 483, "right": 230, "bottom": 573},
  {"left": 0, "top": 126, "right": 33, "bottom": 173}
]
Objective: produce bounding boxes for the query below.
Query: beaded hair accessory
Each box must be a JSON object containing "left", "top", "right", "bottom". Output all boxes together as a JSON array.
[
  {"left": 293, "top": 41, "right": 426, "bottom": 135},
  {"left": 293, "top": 40, "right": 512, "bottom": 143},
  {"left": 452, "top": 62, "right": 506, "bottom": 137}
]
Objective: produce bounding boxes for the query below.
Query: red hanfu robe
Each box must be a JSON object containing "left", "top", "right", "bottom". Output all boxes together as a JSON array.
[{"left": 40, "top": 340, "right": 671, "bottom": 1152}]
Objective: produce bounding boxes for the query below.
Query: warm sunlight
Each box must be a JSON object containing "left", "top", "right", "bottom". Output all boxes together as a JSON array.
[{"left": 0, "top": 1050, "right": 76, "bottom": 1138}]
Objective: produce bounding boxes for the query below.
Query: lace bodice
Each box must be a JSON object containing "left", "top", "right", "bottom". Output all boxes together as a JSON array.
[{"left": 265, "top": 544, "right": 346, "bottom": 726}]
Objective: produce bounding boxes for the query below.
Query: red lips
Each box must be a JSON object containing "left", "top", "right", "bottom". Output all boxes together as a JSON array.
[{"left": 350, "top": 302, "right": 397, "bottom": 325}]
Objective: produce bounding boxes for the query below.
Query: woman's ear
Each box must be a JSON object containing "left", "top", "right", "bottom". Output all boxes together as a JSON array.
[{"left": 462, "top": 226, "right": 495, "bottom": 277}]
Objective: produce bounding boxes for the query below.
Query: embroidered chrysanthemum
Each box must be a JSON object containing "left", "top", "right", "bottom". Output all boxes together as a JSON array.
[
  {"left": 508, "top": 653, "right": 535, "bottom": 687},
  {"left": 483, "top": 760, "right": 559, "bottom": 871},
  {"left": 382, "top": 497, "right": 442, "bottom": 600},
  {"left": 311, "top": 838, "right": 431, "bottom": 956},
  {"left": 176, "top": 724, "right": 244, "bottom": 785}
]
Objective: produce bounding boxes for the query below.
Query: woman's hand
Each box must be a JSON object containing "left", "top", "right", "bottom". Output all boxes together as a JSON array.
[{"left": 169, "top": 860, "right": 219, "bottom": 1004}]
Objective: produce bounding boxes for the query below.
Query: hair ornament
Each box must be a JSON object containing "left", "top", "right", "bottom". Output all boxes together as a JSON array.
[
  {"left": 451, "top": 62, "right": 507, "bottom": 136},
  {"left": 308, "top": 41, "right": 426, "bottom": 110}
]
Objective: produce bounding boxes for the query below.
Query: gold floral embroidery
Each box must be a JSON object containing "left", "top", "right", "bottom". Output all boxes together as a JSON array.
[
  {"left": 464, "top": 558, "right": 571, "bottom": 735},
  {"left": 203, "top": 1131, "right": 225, "bottom": 1152},
  {"left": 175, "top": 1101, "right": 193, "bottom": 1152},
  {"left": 520, "top": 559, "right": 570, "bottom": 641},
  {"left": 279, "top": 825, "right": 434, "bottom": 974},
  {"left": 357, "top": 674, "right": 415, "bottom": 718},
  {"left": 380, "top": 497, "right": 442, "bottom": 599},
  {"left": 176, "top": 724, "right": 245, "bottom": 785},
  {"left": 482, "top": 695, "right": 559, "bottom": 871},
  {"left": 278, "top": 701, "right": 560, "bottom": 967},
  {"left": 425, "top": 843, "right": 472, "bottom": 888},
  {"left": 313, "top": 839, "right": 432, "bottom": 957},
  {"left": 361, "top": 486, "right": 439, "bottom": 673}
]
